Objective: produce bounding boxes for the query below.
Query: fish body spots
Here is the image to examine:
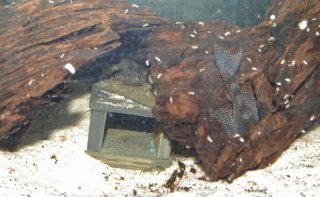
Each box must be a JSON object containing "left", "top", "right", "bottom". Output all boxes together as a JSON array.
[
  {"left": 212, "top": 43, "right": 259, "bottom": 138},
  {"left": 212, "top": 110, "right": 235, "bottom": 137},
  {"left": 100, "top": 59, "right": 149, "bottom": 86},
  {"left": 213, "top": 43, "right": 243, "bottom": 77}
]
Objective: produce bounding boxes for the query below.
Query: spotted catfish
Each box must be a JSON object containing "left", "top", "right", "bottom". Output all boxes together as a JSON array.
[
  {"left": 100, "top": 59, "right": 150, "bottom": 86},
  {"left": 211, "top": 42, "right": 259, "bottom": 138}
]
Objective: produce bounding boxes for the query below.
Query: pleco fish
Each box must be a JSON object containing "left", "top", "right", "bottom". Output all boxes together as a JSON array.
[
  {"left": 100, "top": 59, "right": 150, "bottom": 86},
  {"left": 212, "top": 42, "right": 259, "bottom": 138}
]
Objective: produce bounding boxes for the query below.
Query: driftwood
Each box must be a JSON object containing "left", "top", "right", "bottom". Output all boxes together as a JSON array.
[
  {"left": 0, "top": 0, "right": 166, "bottom": 149},
  {"left": 146, "top": 0, "right": 320, "bottom": 181},
  {"left": 0, "top": 0, "right": 319, "bottom": 182}
]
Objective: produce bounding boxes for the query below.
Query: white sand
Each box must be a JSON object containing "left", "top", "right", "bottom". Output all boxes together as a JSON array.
[{"left": 0, "top": 81, "right": 319, "bottom": 196}]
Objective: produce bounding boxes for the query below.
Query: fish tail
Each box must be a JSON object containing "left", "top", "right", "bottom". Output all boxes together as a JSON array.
[{"left": 213, "top": 42, "right": 243, "bottom": 77}]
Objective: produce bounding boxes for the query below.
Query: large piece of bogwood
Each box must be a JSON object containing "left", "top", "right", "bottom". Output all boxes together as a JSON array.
[
  {"left": 0, "top": 0, "right": 167, "bottom": 149},
  {"left": 145, "top": 0, "right": 319, "bottom": 181}
]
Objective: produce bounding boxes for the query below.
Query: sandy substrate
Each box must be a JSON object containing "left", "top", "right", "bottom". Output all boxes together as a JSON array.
[{"left": 0, "top": 81, "right": 319, "bottom": 196}]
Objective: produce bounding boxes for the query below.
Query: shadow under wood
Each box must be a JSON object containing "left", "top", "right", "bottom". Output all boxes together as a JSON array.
[
  {"left": 19, "top": 80, "right": 92, "bottom": 149},
  {"left": 0, "top": 26, "right": 155, "bottom": 151}
]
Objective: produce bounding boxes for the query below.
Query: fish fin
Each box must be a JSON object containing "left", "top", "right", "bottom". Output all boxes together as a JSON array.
[
  {"left": 213, "top": 42, "right": 243, "bottom": 96},
  {"left": 233, "top": 90, "right": 260, "bottom": 135},
  {"left": 213, "top": 43, "right": 243, "bottom": 77},
  {"left": 212, "top": 109, "right": 236, "bottom": 138}
]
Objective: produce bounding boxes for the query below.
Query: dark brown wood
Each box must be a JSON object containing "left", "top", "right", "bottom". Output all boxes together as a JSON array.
[
  {"left": 0, "top": 0, "right": 166, "bottom": 149},
  {"left": 146, "top": 0, "right": 320, "bottom": 181}
]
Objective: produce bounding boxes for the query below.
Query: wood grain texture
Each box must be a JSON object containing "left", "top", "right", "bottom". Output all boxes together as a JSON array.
[
  {"left": 146, "top": 0, "right": 320, "bottom": 181},
  {"left": 0, "top": 0, "right": 166, "bottom": 148}
]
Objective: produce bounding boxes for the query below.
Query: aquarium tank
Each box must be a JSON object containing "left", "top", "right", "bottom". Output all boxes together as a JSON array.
[{"left": 0, "top": 0, "right": 319, "bottom": 196}]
